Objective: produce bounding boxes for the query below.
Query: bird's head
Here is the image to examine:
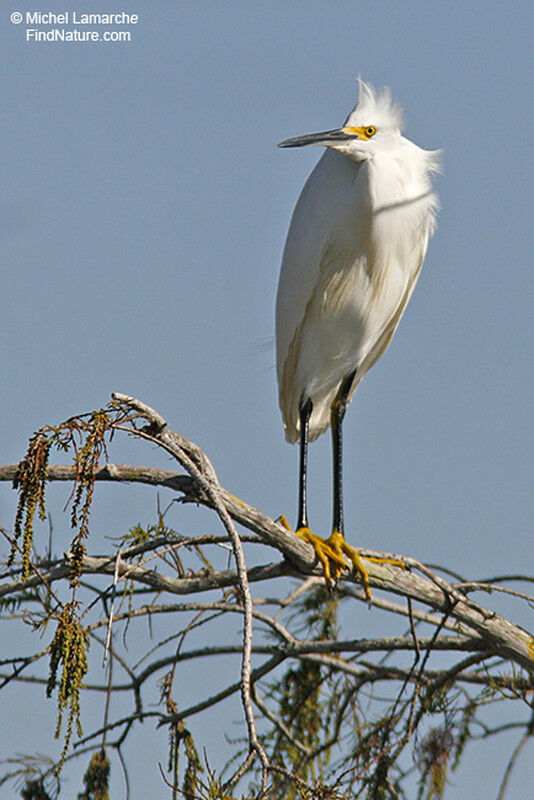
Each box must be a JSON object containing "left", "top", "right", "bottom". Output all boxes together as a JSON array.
[{"left": 278, "top": 78, "right": 404, "bottom": 161}]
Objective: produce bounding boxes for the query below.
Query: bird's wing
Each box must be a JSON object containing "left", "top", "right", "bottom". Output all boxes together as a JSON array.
[
  {"left": 349, "top": 246, "right": 427, "bottom": 401},
  {"left": 276, "top": 149, "right": 362, "bottom": 388}
]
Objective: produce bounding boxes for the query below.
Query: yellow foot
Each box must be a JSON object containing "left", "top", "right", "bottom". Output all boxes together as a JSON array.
[
  {"left": 319, "top": 528, "right": 373, "bottom": 597},
  {"left": 294, "top": 527, "right": 347, "bottom": 589},
  {"left": 276, "top": 517, "right": 405, "bottom": 599},
  {"left": 328, "top": 531, "right": 407, "bottom": 598},
  {"left": 277, "top": 515, "right": 344, "bottom": 584}
]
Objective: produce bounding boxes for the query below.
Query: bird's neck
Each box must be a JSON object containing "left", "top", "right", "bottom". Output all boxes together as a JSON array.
[
  {"left": 357, "top": 154, "right": 437, "bottom": 276},
  {"left": 366, "top": 150, "right": 431, "bottom": 213}
]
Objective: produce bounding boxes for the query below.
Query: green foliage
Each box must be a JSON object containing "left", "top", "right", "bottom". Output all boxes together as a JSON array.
[
  {"left": 182, "top": 728, "right": 202, "bottom": 800},
  {"left": 77, "top": 749, "right": 110, "bottom": 800},
  {"left": 21, "top": 779, "right": 53, "bottom": 800},
  {"left": 68, "top": 410, "right": 111, "bottom": 583},
  {"left": 291, "top": 585, "right": 339, "bottom": 640},
  {"left": 266, "top": 587, "right": 341, "bottom": 797},
  {"left": 6, "top": 405, "right": 130, "bottom": 774},
  {"left": 280, "top": 659, "right": 323, "bottom": 740},
  {"left": 117, "top": 512, "right": 189, "bottom": 577},
  {"left": 46, "top": 602, "right": 89, "bottom": 767},
  {"left": 9, "top": 403, "right": 131, "bottom": 584},
  {"left": 416, "top": 727, "right": 454, "bottom": 800},
  {"left": 11, "top": 433, "right": 51, "bottom": 578},
  {"left": 452, "top": 698, "right": 477, "bottom": 770},
  {"left": 162, "top": 670, "right": 204, "bottom": 799},
  {"left": 296, "top": 783, "right": 348, "bottom": 800}
]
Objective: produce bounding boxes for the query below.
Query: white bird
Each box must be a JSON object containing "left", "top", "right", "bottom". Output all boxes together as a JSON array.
[{"left": 276, "top": 79, "right": 439, "bottom": 596}]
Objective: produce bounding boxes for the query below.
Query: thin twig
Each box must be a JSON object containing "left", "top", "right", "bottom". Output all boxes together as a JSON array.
[{"left": 496, "top": 731, "right": 531, "bottom": 800}]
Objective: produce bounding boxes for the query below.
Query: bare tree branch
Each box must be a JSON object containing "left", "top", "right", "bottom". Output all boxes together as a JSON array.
[{"left": 1, "top": 392, "right": 533, "bottom": 799}]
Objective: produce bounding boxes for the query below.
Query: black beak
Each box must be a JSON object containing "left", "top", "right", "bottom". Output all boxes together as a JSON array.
[{"left": 277, "top": 128, "right": 354, "bottom": 148}]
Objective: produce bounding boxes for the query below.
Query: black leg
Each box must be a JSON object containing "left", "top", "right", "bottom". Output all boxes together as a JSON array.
[
  {"left": 331, "top": 370, "right": 357, "bottom": 535},
  {"left": 297, "top": 396, "right": 312, "bottom": 530}
]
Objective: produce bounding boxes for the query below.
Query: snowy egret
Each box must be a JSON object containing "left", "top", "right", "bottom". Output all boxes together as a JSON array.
[{"left": 276, "top": 79, "right": 439, "bottom": 596}]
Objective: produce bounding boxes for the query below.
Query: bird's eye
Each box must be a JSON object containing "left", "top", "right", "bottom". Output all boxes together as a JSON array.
[{"left": 365, "top": 126, "right": 376, "bottom": 138}]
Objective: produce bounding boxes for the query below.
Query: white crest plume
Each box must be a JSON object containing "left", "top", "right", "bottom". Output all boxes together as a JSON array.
[{"left": 345, "top": 77, "right": 404, "bottom": 131}]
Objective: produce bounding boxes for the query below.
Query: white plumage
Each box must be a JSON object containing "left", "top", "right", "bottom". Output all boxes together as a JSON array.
[{"left": 276, "top": 79, "right": 440, "bottom": 443}]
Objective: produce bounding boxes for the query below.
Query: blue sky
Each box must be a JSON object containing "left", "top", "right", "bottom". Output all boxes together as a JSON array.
[{"left": 1, "top": 2, "right": 533, "bottom": 796}]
